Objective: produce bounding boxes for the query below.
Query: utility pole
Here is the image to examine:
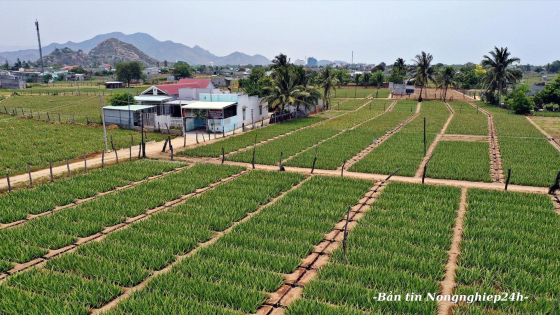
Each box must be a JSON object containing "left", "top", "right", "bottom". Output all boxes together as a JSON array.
[
  {"left": 100, "top": 92, "right": 108, "bottom": 152},
  {"left": 35, "top": 20, "right": 44, "bottom": 74}
]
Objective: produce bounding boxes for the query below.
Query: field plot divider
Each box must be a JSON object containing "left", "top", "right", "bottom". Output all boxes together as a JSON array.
[
  {"left": 342, "top": 101, "right": 417, "bottom": 171},
  {"left": 0, "top": 164, "right": 194, "bottom": 231},
  {"left": 282, "top": 101, "right": 396, "bottom": 164},
  {"left": 223, "top": 100, "right": 375, "bottom": 159},
  {"left": 0, "top": 168, "right": 249, "bottom": 284},
  {"left": 466, "top": 102, "right": 505, "bottom": 182},
  {"left": 524, "top": 115, "right": 560, "bottom": 154},
  {"left": 438, "top": 188, "right": 468, "bottom": 315},
  {"left": 414, "top": 103, "right": 454, "bottom": 177},
  {"left": 90, "top": 175, "right": 313, "bottom": 314},
  {"left": 255, "top": 179, "right": 389, "bottom": 315}
]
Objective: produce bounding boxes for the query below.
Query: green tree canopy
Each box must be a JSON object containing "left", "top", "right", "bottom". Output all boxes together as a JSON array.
[
  {"left": 172, "top": 61, "right": 193, "bottom": 79},
  {"left": 505, "top": 84, "right": 533, "bottom": 114},
  {"left": 42, "top": 73, "right": 52, "bottom": 84},
  {"left": 108, "top": 91, "right": 135, "bottom": 106},
  {"left": 534, "top": 75, "right": 560, "bottom": 108},
  {"left": 115, "top": 61, "right": 144, "bottom": 87}
]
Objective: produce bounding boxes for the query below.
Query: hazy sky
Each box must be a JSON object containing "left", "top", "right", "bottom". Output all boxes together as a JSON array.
[{"left": 1, "top": 0, "right": 559, "bottom": 65}]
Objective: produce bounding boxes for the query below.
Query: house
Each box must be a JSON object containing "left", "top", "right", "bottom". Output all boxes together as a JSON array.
[
  {"left": 99, "top": 63, "right": 111, "bottom": 71},
  {"left": 105, "top": 81, "right": 124, "bottom": 89},
  {"left": 103, "top": 105, "right": 156, "bottom": 127},
  {"left": 142, "top": 67, "right": 160, "bottom": 76},
  {"left": 390, "top": 82, "right": 415, "bottom": 96},
  {"left": 60, "top": 65, "right": 77, "bottom": 71},
  {"left": 526, "top": 85, "right": 545, "bottom": 97},
  {"left": 0, "top": 74, "right": 26, "bottom": 89}
]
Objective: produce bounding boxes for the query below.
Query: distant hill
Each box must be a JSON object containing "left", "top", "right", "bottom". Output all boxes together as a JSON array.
[
  {"left": 1, "top": 32, "right": 271, "bottom": 66},
  {"left": 41, "top": 39, "right": 158, "bottom": 66}
]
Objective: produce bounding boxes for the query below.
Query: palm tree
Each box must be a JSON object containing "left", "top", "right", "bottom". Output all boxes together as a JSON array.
[
  {"left": 371, "top": 70, "right": 385, "bottom": 99},
  {"left": 260, "top": 73, "right": 298, "bottom": 113},
  {"left": 481, "top": 47, "right": 521, "bottom": 105},
  {"left": 393, "top": 58, "right": 406, "bottom": 73},
  {"left": 436, "top": 66, "right": 458, "bottom": 101},
  {"left": 316, "top": 67, "right": 338, "bottom": 109},
  {"left": 294, "top": 84, "right": 321, "bottom": 115},
  {"left": 411, "top": 52, "right": 436, "bottom": 101}
]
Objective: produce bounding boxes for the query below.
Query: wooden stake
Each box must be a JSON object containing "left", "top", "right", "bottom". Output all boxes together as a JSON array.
[
  {"left": 27, "top": 164, "right": 32, "bottom": 187},
  {"left": 222, "top": 147, "right": 225, "bottom": 164},
  {"left": 342, "top": 206, "right": 351, "bottom": 264},
  {"left": 49, "top": 160, "right": 53, "bottom": 182},
  {"left": 505, "top": 168, "right": 512, "bottom": 191},
  {"left": 341, "top": 160, "right": 346, "bottom": 177},
  {"left": 102, "top": 151, "right": 105, "bottom": 168},
  {"left": 66, "top": 158, "right": 71, "bottom": 177},
  {"left": 84, "top": 154, "right": 87, "bottom": 173},
  {"left": 114, "top": 149, "right": 119, "bottom": 164},
  {"left": 6, "top": 172, "right": 11, "bottom": 192}
]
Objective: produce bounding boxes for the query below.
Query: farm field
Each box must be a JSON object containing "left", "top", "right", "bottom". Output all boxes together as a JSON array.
[
  {"left": 285, "top": 101, "right": 414, "bottom": 170},
  {"left": 179, "top": 117, "right": 325, "bottom": 158},
  {"left": 426, "top": 140, "right": 492, "bottom": 182},
  {"left": 0, "top": 159, "right": 182, "bottom": 224},
  {"left": 228, "top": 101, "right": 390, "bottom": 165},
  {"left": 349, "top": 101, "right": 451, "bottom": 176},
  {"left": 531, "top": 116, "right": 560, "bottom": 138},
  {"left": 108, "top": 176, "right": 372, "bottom": 314},
  {"left": 476, "top": 102, "right": 560, "bottom": 186},
  {"left": 330, "top": 99, "right": 367, "bottom": 111},
  {"left": 17, "top": 85, "right": 148, "bottom": 96},
  {"left": 288, "top": 183, "right": 461, "bottom": 314},
  {"left": 1, "top": 95, "right": 109, "bottom": 124},
  {"left": 446, "top": 101, "right": 488, "bottom": 135},
  {"left": 454, "top": 189, "right": 560, "bottom": 313},
  {"left": 0, "top": 114, "right": 140, "bottom": 175},
  {"left": 332, "top": 86, "right": 390, "bottom": 98}
]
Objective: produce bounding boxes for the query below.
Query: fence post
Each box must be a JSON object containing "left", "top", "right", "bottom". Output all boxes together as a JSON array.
[
  {"left": 184, "top": 133, "right": 186, "bottom": 147},
  {"left": 548, "top": 170, "right": 560, "bottom": 194},
  {"left": 505, "top": 168, "right": 512, "bottom": 191},
  {"left": 27, "top": 164, "right": 33, "bottom": 188},
  {"left": 6, "top": 172, "right": 11, "bottom": 192},
  {"left": 222, "top": 147, "right": 225, "bottom": 165},
  {"left": 252, "top": 133, "right": 257, "bottom": 169},
  {"left": 84, "top": 154, "right": 87, "bottom": 173},
  {"left": 342, "top": 206, "right": 351, "bottom": 264},
  {"left": 66, "top": 158, "right": 71, "bottom": 177},
  {"left": 102, "top": 151, "right": 105, "bottom": 168},
  {"left": 341, "top": 160, "right": 346, "bottom": 177},
  {"left": 114, "top": 148, "right": 119, "bottom": 164},
  {"left": 49, "top": 160, "right": 54, "bottom": 182},
  {"left": 162, "top": 138, "right": 169, "bottom": 152},
  {"left": 47, "top": 112, "right": 50, "bottom": 121},
  {"left": 279, "top": 152, "right": 285, "bottom": 171},
  {"left": 196, "top": 131, "right": 199, "bottom": 144},
  {"left": 170, "top": 142, "right": 174, "bottom": 161},
  {"left": 422, "top": 154, "right": 434, "bottom": 184}
]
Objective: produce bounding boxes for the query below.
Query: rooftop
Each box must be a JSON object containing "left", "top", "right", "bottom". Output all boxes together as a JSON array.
[
  {"left": 103, "top": 105, "right": 155, "bottom": 111},
  {"left": 182, "top": 101, "right": 237, "bottom": 110}
]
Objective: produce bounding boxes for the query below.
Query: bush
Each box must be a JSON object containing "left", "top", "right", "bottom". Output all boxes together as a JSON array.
[
  {"left": 108, "top": 91, "right": 134, "bottom": 106},
  {"left": 505, "top": 85, "right": 533, "bottom": 114}
]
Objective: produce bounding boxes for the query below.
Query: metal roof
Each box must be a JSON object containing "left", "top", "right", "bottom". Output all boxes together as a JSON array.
[
  {"left": 134, "top": 95, "right": 172, "bottom": 102},
  {"left": 105, "top": 81, "right": 123, "bottom": 84},
  {"left": 182, "top": 101, "right": 237, "bottom": 110},
  {"left": 103, "top": 105, "right": 155, "bottom": 111},
  {"left": 164, "top": 100, "right": 196, "bottom": 105}
]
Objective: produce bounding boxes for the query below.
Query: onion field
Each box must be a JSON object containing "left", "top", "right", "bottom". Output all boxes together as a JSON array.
[
  {"left": 426, "top": 141, "right": 492, "bottom": 182},
  {"left": 446, "top": 102, "right": 488, "bottom": 135}
]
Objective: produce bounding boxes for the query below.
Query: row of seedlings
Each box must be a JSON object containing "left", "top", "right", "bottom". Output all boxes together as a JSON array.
[
  {"left": 287, "top": 182, "right": 462, "bottom": 314},
  {"left": 107, "top": 176, "right": 373, "bottom": 314},
  {"left": 0, "top": 170, "right": 306, "bottom": 314},
  {"left": 0, "top": 160, "right": 183, "bottom": 225},
  {"left": 445, "top": 101, "right": 489, "bottom": 136},
  {"left": 229, "top": 101, "right": 390, "bottom": 165},
  {"left": 349, "top": 101, "right": 451, "bottom": 176},
  {"left": 286, "top": 100, "right": 418, "bottom": 170},
  {"left": 476, "top": 101, "right": 560, "bottom": 187},
  {"left": 179, "top": 117, "right": 325, "bottom": 158},
  {"left": 0, "top": 164, "right": 244, "bottom": 275}
]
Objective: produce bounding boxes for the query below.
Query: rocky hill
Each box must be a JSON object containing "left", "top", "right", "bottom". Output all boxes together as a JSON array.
[{"left": 41, "top": 39, "right": 158, "bottom": 66}]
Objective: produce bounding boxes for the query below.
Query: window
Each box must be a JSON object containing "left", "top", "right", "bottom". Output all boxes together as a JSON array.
[
  {"left": 243, "top": 108, "right": 246, "bottom": 120},
  {"left": 259, "top": 106, "right": 262, "bottom": 115}
]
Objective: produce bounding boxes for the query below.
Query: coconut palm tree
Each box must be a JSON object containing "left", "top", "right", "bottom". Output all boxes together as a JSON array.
[
  {"left": 393, "top": 58, "right": 406, "bottom": 73},
  {"left": 316, "top": 67, "right": 338, "bottom": 109},
  {"left": 294, "top": 84, "right": 321, "bottom": 115},
  {"left": 481, "top": 47, "right": 521, "bottom": 105},
  {"left": 436, "top": 66, "right": 459, "bottom": 101},
  {"left": 260, "top": 74, "right": 298, "bottom": 113},
  {"left": 411, "top": 52, "right": 436, "bottom": 101}
]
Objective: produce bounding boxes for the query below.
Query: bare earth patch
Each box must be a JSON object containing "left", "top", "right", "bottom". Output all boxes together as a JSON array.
[{"left": 531, "top": 116, "right": 560, "bottom": 138}]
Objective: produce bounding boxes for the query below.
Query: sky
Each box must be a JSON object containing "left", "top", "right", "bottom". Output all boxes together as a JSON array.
[{"left": 1, "top": 0, "right": 559, "bottom": 65}]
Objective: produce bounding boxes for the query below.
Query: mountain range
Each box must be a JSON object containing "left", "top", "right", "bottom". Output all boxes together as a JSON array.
[{"left": 0, "top": 32, "right": 271, "bottom": 66}]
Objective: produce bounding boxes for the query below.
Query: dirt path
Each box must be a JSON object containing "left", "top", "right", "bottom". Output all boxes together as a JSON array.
[
  {"left": 342, "top": 102, "right": 420, "bottom": 171},
  {"left": 0, "top": 164, "right": 193, "bottom": 230},
  {"left": 414, "top": 103, "right": 454, "bottom": 177},
  {"left": 526, "top": 116, "right": 560, "bottom": 153},
  {"left": 438, "top": 188, "right": 468, "bottom": 315},
  {"left": 283, "top": 101, "right": 395, "bottom": 164},
  {"left": 467, "top": 102, "right": 504, "bottom": 182},
  {"left": 0, "top": 169, "right": 247, "bottom": 284},
  {"left": 90, "top": 175, "right": 312, "bottom": 314},
  {"left": 255, "top": 179, "right": 389, "bottom": 315}
]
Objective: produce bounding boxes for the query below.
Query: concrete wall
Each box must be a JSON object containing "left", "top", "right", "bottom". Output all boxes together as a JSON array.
[{"left": 237, "top": 94, "right": 267, "bottom": 126}]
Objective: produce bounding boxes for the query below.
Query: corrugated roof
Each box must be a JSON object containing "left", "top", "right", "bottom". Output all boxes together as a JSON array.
[
  {"left": 153, "top": 83, "right": 200, "bottom": 95},
  {"left": 134, "top": 95, "right": 172, "bottom": 102},
  {"left": 104, "top": 105, "right": 155, "bottom": 111},
  {"left": 182, "top": 101, "right": 237, "bottom": 110},
  {"left": 177, "top": 78, "right": 212, "bottom": 88}
]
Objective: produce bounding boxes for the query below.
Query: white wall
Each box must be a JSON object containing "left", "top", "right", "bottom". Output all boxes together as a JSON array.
[{"left": 237, "top": 94, "right": 267, "bottom": 126}]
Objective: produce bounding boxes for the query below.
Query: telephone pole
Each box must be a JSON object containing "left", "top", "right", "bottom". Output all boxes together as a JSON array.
[{"left": 35, "top": 20, "right": 44, "bottom": 74}]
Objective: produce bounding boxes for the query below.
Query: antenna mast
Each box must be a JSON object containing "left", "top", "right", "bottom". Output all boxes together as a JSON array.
[{"left": 35, "top": 20, "right": 44, "bottom": 74}]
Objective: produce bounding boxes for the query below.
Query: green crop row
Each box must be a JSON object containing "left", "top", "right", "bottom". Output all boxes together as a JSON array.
[
  {"left": 0, "top": 170, "right": 304, "bottom": 314},
  {"left": 476, "top": 102, "right": 544, "bottom": 138},
  {"left": 455, "top": 189, "right": 560, "bottom": 313},
  {"left": 0, "top": 164, "right": 244, "bottom": 272},
  {"left": 0, "top": 160, "right": 183, "bottom": 224},
  {"left": 108, "top": 176, "right": 372, "bottom": 314},
  {"left": 286, "top": 101, "right": 417, "bottom": 170},
  {"left": 288, "top": 182, "right": 461, "bottom": 314},
  {"left": 427, "top": 141, "right": 492, "bottom": 182},
  {"left": 178, "top": 117, "right": 324, "bottom": 158},
  {"left": 0, "top": 114, "right": 144, "bottom": 175},
  {"left": 331, "top": 99, "right": 367, "bottom": 111},
  {"left": 446, "top": 102, "right": 488, "bottom": 135},
  {"left": 350, "top": 101, "right": 451, "bottom": 176},
  {"left": 313, "top": 101, "right": 388, "bottom": 131}
]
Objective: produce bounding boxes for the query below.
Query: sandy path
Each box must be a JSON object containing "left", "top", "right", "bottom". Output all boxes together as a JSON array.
[
  {"left": 0, "top": 169, "right": 248, "bottom": 284},
  {"left": 438, "top": 188, "right": 467, "bottom": 315},
  {"left": 255, "top": 180, "right": 388, "bottom": 315},
  {"left": 91, "top": 175, "right": 313, "bottom": 314},
  {"left": 414, "top": 103, "right": 454, "bottom": 177}
]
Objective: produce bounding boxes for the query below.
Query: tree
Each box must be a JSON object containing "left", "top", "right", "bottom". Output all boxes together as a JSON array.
[
  {"left": 436, "top": 66, "right": 458, "bottom": 101},
  {"left": 371, "top": 70, "right": 385, "bottom": 98},
  {"left": 115, "top": 61, "right": 143, "bottom": 87},
  {"left": 481, "top": 46, "right": 521, "bottom": 105},
  {"left": 362, "top": 72, "right": 371, "bottom": 88},
  {"left": 108, "top": 91, "right": 135, "bottom": 106},
  {"left": 294, "top": 84, "right": 321, "bottom": 114},
  {"left": 548, "top": 60, "right": 560, "bottom": 73},
  {"left": 42, "top": 74, "right": 53, "bottom": 84},
  {"left": 173, "top": 61, "right": 193, "bottom": 79},
  {"left": 505, "top": 84, "right": 533, "bottom": 114},
  {"left": 69, "top": 66, "right": 86, "bottom": 74},
  {"left": 534, "top": 66, "right": 544, "bottom": 73},
  {"left": 316, "top": 67, "right": 338, "bottom": 109},
  {"left": 410, "top": 51, "right": 436, "bottom": 101},
  {"left": 534, "top": 75, "right": 560, "bottom": 108},
  {"left": 163, "top": 60, "right": 168, "bottom": 67}
]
